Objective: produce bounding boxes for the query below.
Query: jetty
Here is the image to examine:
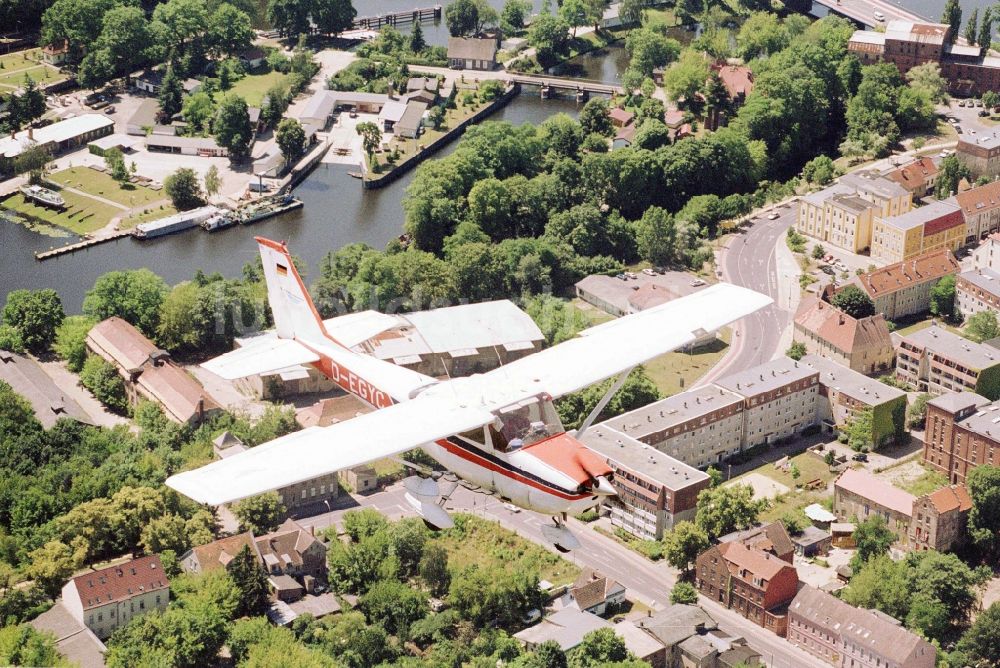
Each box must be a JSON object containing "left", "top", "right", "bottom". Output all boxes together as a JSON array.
[
  {"left": 35, "top": 230, "right": 132, "bottom": 261},
  {"left": 353, "top": 6, "right": 441, "bottom": 30}
]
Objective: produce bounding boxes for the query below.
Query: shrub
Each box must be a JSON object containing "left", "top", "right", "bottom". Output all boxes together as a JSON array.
[{"left": 79, "top": 355, "right": 128, "bottom": 414}]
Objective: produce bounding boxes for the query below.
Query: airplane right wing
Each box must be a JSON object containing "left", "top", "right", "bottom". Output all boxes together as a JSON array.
[
  {"left": 201, "top": 336, "right": 320, "bottom": 380},
  {"left": 165, "top": 392, "right": 495, "bottom": 505}
]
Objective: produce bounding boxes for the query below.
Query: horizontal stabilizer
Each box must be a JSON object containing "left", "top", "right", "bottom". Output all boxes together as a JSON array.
[{"left": 201, "top": 337, "right": 319, "bottom": 380}]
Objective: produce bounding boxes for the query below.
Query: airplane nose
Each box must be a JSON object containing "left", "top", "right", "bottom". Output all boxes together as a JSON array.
[{"left": 592, "top": 475, "right": 616, "bottom": 496}]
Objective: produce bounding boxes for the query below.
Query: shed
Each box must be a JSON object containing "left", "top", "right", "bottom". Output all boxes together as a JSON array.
[
  {"left": 791, "top": 525, "right": 832, "bottom": 557},
  {"left": 832, "top": 522, "right": 856, "bottom": 548},
  {"left": 396, "top": 100, "right": 428, "bottom": 139}
]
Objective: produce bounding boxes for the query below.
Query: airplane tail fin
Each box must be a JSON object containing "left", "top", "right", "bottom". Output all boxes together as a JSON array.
[{"left": 256, "top": 237, "right": 328, "bottom": 343}]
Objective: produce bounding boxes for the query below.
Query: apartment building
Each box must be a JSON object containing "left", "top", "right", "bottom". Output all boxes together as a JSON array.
[
  {"left": 948, "top": 180, "right": 1000, "bottom": 243},
  {"left": 801, "top": 355, "right": 907, "bottom": 448},
  {"left": 788, "top": 585, "right": 936, "bottom": 668},
  {"left": 853, "top": 249, "right": 960, "bottom": 320},
  {"left": 894, "top": 324, "right": 1000, "bottom": 398},
  {"left": 957, "top": 133, "right": 1000, "bottom": 178},
  {"left": 909, "top": 484, "right": 972, "bottom": 552},
  {"left": 833, "top": 468, "right": 915, "bottom": 546},
  {"left": 792, "top": 297, "right": 895, "bottom": 374},
  {"left": 599, "top": 384, "right": 746, "bottom": 469},
  {"left": 924, "top": 391, "right": 1000, "bottom": 484},
  {"left": 840, "top": 172, "right": 912, "bottom": 218},
  {"left": 714, "top": 357, "right": 820, "bottom": 448},
  {"left": 870, "top": 201, "right": 965, "bottom": 266},
  {"left": 718, "top": 522, "right": 794, "bottom": 563},
  {"left": 796, "top": 174, "right": 911, "bottom": 253},
  {"left": 579, "top": 424, "right": 710, "bottom": 540},
  {"left": 972, "top": 232, "right": 1000, "bottom": 271},
  {"left": 956, "top": 267, "right": 1000, "bottom": 318},
  {"left": 883, "top": 156, "right": 939, "bottom": 197}
]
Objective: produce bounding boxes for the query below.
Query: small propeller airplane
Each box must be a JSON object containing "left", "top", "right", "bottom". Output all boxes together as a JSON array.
[{"left": 166, "top": 237, "right": 772, "bottom": 551}]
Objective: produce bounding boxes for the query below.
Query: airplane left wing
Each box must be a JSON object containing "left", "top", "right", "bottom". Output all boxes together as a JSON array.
[
  {"left": 483, "top": 282, "right": 772, "bottom": 400},
  {"left": 201, "top": 336, "right": 320, "bottom": 380},
  {"left": 165, "top": 393, "right": 494, "bottom": 505}
]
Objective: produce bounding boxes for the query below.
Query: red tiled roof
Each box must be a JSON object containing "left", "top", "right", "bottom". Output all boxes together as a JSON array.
[
  {"left": 885, "top": 157, "right": 938, "bottom": 191},
  {"left": 718, "top": 541, "right": 793, "bottom": 581},
  {"left": 69, "top": 555, "right": 169, "bottom": 611},
  {"left": 926, "top": 484, "right": 972, "bottom": 513},
  {"left": 664, "top": 108, "right": 685, "bottom": 128},
  {"left": 87, "top": 317, "right": 160, "bottom": 371},
  {"left": 609, "top": 107, "right": 635, "bottom": 125},
  {"left": 711, "top": 64, "right": 754, "bottom": 99},
  {"left": 954, "top": 179, "right": 1000, "bottom": 216},
  {"left": 794, "top": 296, "right": 892, "bottom": 356},
  {"left": 855, "top": 249, "right": 959, "bottom": 298},
  {"left": 571, "top": 569, "right": 623, "bottom": 611},
  {"left": 923, "top": 208, "right": 965, "bottom": 237},
  {"left": 835, "top": 468, "right": 915, "bottom": 516},
  {"left": 188, "top": 532, "right": 259, "bottom": 573}
]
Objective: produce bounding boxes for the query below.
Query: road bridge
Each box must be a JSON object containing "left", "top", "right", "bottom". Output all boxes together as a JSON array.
[{"left": 810, "top": 0, "right": 929, "bottom": 28}]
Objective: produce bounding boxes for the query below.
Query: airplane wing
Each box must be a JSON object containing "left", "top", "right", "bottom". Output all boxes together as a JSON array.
[
  {"left": 483, "top": 283, "right": 772, "bottom": 400},
  {"left": 165, "top": 393, "right": 494, "bottom": 505},
  {"left": 201, "top": 336, "right": 320, "bottom": 380}
]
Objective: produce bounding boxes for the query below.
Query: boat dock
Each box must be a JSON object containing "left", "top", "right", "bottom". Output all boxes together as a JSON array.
[
  {"left": 35, "top": 230, "right": 132, "bottom": 261},
  {"left": 353, "top": 5, "right": 441, "bottom": 29}
]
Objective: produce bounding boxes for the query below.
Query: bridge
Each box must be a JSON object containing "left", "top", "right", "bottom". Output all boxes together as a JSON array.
[
  {"left": 353, "top": 5, "right": 441, "bottom": 30},
  {"left": 508, "top": 74, "right": 623, "bottom": 98},
  {"left": 810, "top": 0, "right": 929, "bottom": 28}
]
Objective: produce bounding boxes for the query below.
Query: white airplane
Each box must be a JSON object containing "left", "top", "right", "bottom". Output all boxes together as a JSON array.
[{"left": 166, "top": 237, "right": 772, "bottom": 550}]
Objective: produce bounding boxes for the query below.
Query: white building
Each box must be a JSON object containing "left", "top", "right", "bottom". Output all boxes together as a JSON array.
[{"left": 61, "top": 555, "right": 169, "bottom": 640}]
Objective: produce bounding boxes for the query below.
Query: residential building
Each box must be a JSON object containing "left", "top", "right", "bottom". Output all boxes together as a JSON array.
[
  {"left": 565, "top": 569, "right": 626, "bottom": 615},
  {"left": 956, "top": 267, "right": 1000, "bottom": 318},
  {"left": 0, "top": 114, "right": 114, "bottom": 172},
  {"left": 788, "top": 585, "right": 936, "bottom": 668},
  {"left": 62, "top": 555, "right": 169, "bottom": 640},
  {"left": 636, "top": 604, "right": 717, "bottom": 667},
  {"left": 126, "top": 98, "right": 159, "bottom": 136},
  {"left": 839, "top": 172, "right": 913, "bottom": 218},
  {"left": 447, "top": 37, "right": 498, "bottom": 70},
  {"left": 609, "top": 107, "right": 635, "bottom": 128},
  {"left": 579, "top": 424, "right": 710, "bottom": 540},
  {"left": 41, "top": 41, "right": 69, "bottom": 65},
  {"left": 894, "top": 324, "right": 1000, "bottom": 398},
  {"left": 635, "top": 604, "right": 762, "bottom": 668},
  {"left": 792, "top": 297, "right": 895, "bottom": 374},
  {"left": 852, "top": 249, "right": 960, "bottom": 320},
  {"left": 972, "top": 232, "right": 1000, "bottom": 271},
  {"left": 377, "top": 99, "right": 407, "bottom": 132},
  {"left": 883, "top": 156, "right": 939, "bottom": 197},
  {"left": 958, "top": 133, "right": 1000, "bottom": 178},
  {"left": 695, "top": 541, "right": 798, "bottom": 636},
  {"left": 923, "top": 391, "right": 1000, "bottom": 484},
  {"left": 950, "top": 181, "right": 1000, "bottom": 243},
  {"left": 712, "top": 64, "right": 754, "bottom": 107},
  {"left": 299, "top": 90, "right": 388, "bottom": 128},
  {"left": 909, "top": 484, "right": 972, "bottom": 551},
  {"left": 833, "top": 468, "right": 914, "bottom": 545},
  {"left": 255, "top": 518, "right": 327, "bottom": 582},
  {"left": 86, "top": 317, "right": 221, "bottom": 424},
  {"left": 791, "top": 526, "right": 832, "bottom": 558},
  {"left": 514, "top": 608, "right": 612, "bottom": 652},
  {"left": 801, "top": 355, "right": 907, "bottom": 448},
  {"left": 30, "top": 601, "right": 106, "bottom": 668},
  {"left": 180, "top": 532, "right": 260, "bottom": 574},
  {"left": 796, "top": 173, "right": 911, "bottom": 253},
  {"left": 714, "top": 356, "right": 820, "bottom": 449},
  {"left": 395, "top": 99, "right": 427, "bottom": 139},
  {"left": 718, "top": 522, "right": 795, "bottom": 563},
  {"left": 133, "top": 68, "right": 165, "bottom": 93},
  {"left": 870, "top": 201, "right": 964, "bottom": 265},
  {"left": 0, "top": 349, "right": 91, "bottom": 428},
  {"left": 612, "top": 620, "right": 666, "bottom": 668}
]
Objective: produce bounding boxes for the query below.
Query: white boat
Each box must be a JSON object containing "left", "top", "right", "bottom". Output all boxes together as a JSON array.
[
  {"left": 20, "top": 185, "right": 65, "bottom": 208},
  {"left": 134, "top": 205, "right": 218, "bottom": 239},
  {"left": 201, "top": 211, "right": 237, "bottom": 231}
]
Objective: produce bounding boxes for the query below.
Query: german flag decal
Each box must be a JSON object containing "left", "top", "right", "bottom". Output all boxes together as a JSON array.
[{"left": 276, "top": 263, "right": 288, "bottom": 276}]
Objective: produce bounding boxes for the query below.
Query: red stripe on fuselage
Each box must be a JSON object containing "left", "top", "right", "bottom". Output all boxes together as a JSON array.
[{"left": 436, "top": 438, "right": 592, "bottom": 502}]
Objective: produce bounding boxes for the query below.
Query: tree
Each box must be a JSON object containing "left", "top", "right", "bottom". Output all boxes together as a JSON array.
[
  {"left": 2, "top": 289, "right": 64, "bottom": 354},
  {"left": 908, "top": 393, "right": 932, "bottom": 429},
  {"left": 984, "top": 90, "right": 1000, "bottom": 110},
  {"left": 953, "top": 602, "right": 1000, "bottom": 667},
  {"left": 967, "top": 465, "right": 1000, "bottom": 552},
  {"left": 966, "top": 8, "right": 979, "bottom": 46},
  {"left": 625, "top": 27, "right": 681, "bottom": 77},
  {"left": 277, "top": 118, "right": 307, "bottom": 164},
  {"left": 181, "top": 91, "right": 215, "bottom": 133},
  {"left": 80, "top": 354, "right": 128, "bottom": 413},
  {"left": 446, "top": 0, "right": 480, "bottom": 36},
  {"left": 906, "top": 62, "right": 950, "bottom": 104},
  {"left": 409, "top": 20, "right": 426, "bottom": 52},
  {"left": 843, "top": 407, "right": 875, "bottom": 452},
  {"left": 165, "top": 167, "right": 205, "bottom": 211},
  {"left": 355, "top": 121, "right": 382, "bottom": 165},
  {"left": 360, "top": 579, "right": 429, "bottom": 638},
  {"left": 204, "top": 165, "right": 221, "bottom": 198},
  {"left": 0, "top": 624, "right": 70, "bottom": 667},
  {"left": 104, "top": 147, "right": 129, "bottom": 184},
  {"left": 968, "top": 310, "right": 1000, "bottom": 343},
  {"left": 229, "top": 545, "right": 271, "bottom": 617},
  {"left": 83, "top": 269, "right": 168, "bottom": 337},
  {"left": 786, "top": 341, "right": 807, "bottom": 361},
  {"left": 670, "top": 581, "right": 699, "bottom": 605},
  {"left": 661, "top": 521, "right": 709, "bottom": 573},
  {"left": 802, "top": 156, "right": 836, "bottom": 185},
  {"left": 314, "top": 0, "right": 356, "bottom": 37},
  {"left": 560, "top": 0, "right": 589, "bottom": 37},
  {"left": 662, "top": 50, "right": 710, "bottom": 103},
  {"left": 695, "top": 484, "right": 767, "bottom": 540},
  {"left": 569, "top": 628, "right": 628, "bottom": 665},
  {"left": 736, "top": 11, "right": 790, "bottom": 60},
  {"left": 943, "top": 0, "right": 962, "bottom": 43},
  {"left": 267, "top": 0, "right": 312, "bottom": 37},
  {"left": 852, "top": 515, "right": 895, "bottom": 566},
  {"left": 830, "top": 285, "right": 876, "bottom": 319},
  {"left": 527, "top": 641, "right": 568, "bottom": 668},
  {"left": 233, "top": 492, "right": 286, "bottom": 534},
  {"left": 25, "top": 540, "right": 77, "bottom": 598},
  {"left": 929, "top": 274, "right": 956, "bottom": 320},
  {"left": 139, "top": 513, "right": 188, "bottom": 554},
  {"left": 12, "top": 143, "right": 51, "bottom": 182},
  {"left": 501, "top": 0, "right": 531, "bottom": 34},
  {"left": 214, "top": 95, "right": 252, "bottom": 161},
  {"left": 529, "top": 13, "right": 571, "bottom": 61},
  {"left": 937, "top": 154, "right": 972, "bottom": 197},
  {"left": 0, "top": 325, "right": 25, "bottom": 354}
]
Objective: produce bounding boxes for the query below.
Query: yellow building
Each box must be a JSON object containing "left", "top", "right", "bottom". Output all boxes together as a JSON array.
[
  {"left": 870, "top": 200, "right": 965, "bottom": 265},
  {"left": 871, "top": 215, "right": 924, "bottom": 265}
]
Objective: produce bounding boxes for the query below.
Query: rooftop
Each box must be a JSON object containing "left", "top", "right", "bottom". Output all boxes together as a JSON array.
[
  {"left": 68, "top": 555, "right": 168, "bottom": 611},
  {"left": 850, "top": 30, "right": 886, "bottom": 46},
  {"left": 804, "top": 503, "right": 838, "bottom": 523},
  {"left": 959, "top": 132, "right": 1000, "bottom": 151},
  {"left": 884, "top": 20, "right": 949, "bottom": 45},
  {"left": 714, "top": 356, "right": 818, "bottom": 399},
  {"left": 609, "top": 107, "right": 634, "bottom": 125},
  {"left": 791, "top": 525, "right": 831, "bottom": 547},
  {"left": 878, "top": 200, "right": 961, "bottom": 232},
  {"left": 30, "top": 601, "right": 106, "bottom": 668},
  {"left": 0, "top": 114, "right": 114, "bottom": 159},
  {"left": 718, "top": 522, "right": 794, "bottom": 559},
  {"left": 952, "top": 179, "right": 1000, "bottom": 215},
  {"left": 514, "top": 608, "right": 611, "bottom": 651},
  {"left": 146, "top": 134, "right": 224, "bottom": 151},
  {"left": 794, "top": 297, "right": 893, "bottom": 358},
  {"left": 636, "top": 604, "right": 718, "bottom": 647},
  {"left": 183, "top": 532, "right": 259, "bottom": 574},
  {"left": 0, "top": 349, "right": 91, "bottom": 428},
  {"left": 959, "top": 267, "right": 1000, "bottom": 298},
  {"left": 949, "top": 399, "right": 1000, "bottom": 441},
  {"left": 447, "top": 36, "right": 498, "bottom": 61},
  {"left": 835, "top": 468, "right": 915, "bottom": 516},
  {"left": 125, "top": 99, "right": 157, "bottom": 129},
  {"left": 613, "top": 620, "right": 664, "bottom": 658},
  {"left": 830, "top": 193, "right": 877, "bottom": 214},
  {"left": 580, "top": 424, "right": 709, "bottom": 492},
  {"left": 87, "top": 316, "right": 162, "bottom": 372},
  {"left": 927, "top": 390, "right": 990, "bottom": 414},
  {"left": 884, "top": 156, "right": 938, "bottom": 191},
  {"left": 397, "top": 99, "right": 428, "bottom": 131},
  {"left": 712, "top": 64, "right": 754, "bottom": 99},
  {"left": 600, "top": 383, "right": 744, "bottom": 438},
  {"left": 717, "top": 541, "right": 796, "bottom": 582},
  {"left": 570, "top": 569, "right": 625, "bottom": 611},
  {"left": 800, "top": 354, "right": 905, "bottom": 407},
  {"left": 924, "top": 484, "right": 972, "bottom": 514},
  {"left": 840, "top": 171, "right": 910, "bottom": 200},
  {"left": 856, "top": 248, "right": 959, "bottom": 297},
  {"left": 898, "top": 324, "right": 1000, "bottom": 371}
]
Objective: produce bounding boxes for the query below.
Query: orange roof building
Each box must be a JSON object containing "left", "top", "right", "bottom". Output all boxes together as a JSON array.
[
  {"left": 180, "top": 532, "right": 260, "bottom": 574},
  {"left": 884, "top": 156, "right": 939, "bottom": 196},
  {"left": 710, "top": 64, "right": 754, "bottom": 103},
  {"left": 909, "top": 484, "right": 972, "bottom": 552},
  {"left": 793, "top": 297, "right": 895, "bottom": 375},
  {"left": 852, "top": 248, "right": 959, "bottom": 320},
  {"left": 949, "top": 178, "right": 1000, "bottom": 242}
]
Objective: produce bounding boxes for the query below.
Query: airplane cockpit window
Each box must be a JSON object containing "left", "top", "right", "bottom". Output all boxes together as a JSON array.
[{"left": 491, "top": 396, "right": 563, "bottom": 452}]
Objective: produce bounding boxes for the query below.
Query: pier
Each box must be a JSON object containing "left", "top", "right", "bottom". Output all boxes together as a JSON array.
[
  {"left": 35, "top": 230, "right": 132, "bottom": 261},
  {"left": 353, "top": 6, "right": 441, "bottom": 30}
]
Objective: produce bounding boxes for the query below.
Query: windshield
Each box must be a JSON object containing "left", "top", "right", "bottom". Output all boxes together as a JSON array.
[{"left": 491, "top": 397, "right": 564, "bottom": 451}]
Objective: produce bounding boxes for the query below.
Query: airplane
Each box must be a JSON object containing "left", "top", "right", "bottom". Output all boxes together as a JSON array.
[{"left": 166, "top": 237, "right": 772, "bottom": 551}]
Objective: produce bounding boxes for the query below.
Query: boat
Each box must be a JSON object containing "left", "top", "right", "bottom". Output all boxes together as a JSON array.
[
  {"left": 347, "top": 171, "right": 363, "bottom": 179},
  {"left": 201, "top": 211, "right": 237, "bottom": 231},
  {"left": 236, "top": 195, "right": 302, "bottom": 225},
  {"left": 133, "top": 205, "right": 218, "bottom": 239},
  {"left": 20, "top": 185, "right": 65, "bottom": 209}
]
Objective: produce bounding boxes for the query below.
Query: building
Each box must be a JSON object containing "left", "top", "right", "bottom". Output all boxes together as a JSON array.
[
  {"left": 0, "top": 114, "right": 114, "bottom": 171},
  {"left": 447, "top": 36, "right": 498, "bottom": 70},
  {"left": 839, "top": 172, "right": 913, "bottom": 218},
  {"left": 972, "top": 232, "right": 1000, "bottom": 271},
  {"left": 609, "top": 107, "right": 635, "bottom": 128},
  {"left": 146, "top": 134, "right": 229, "bottom": 157},
  {"left": 718, "top": 522, "right": 795, "bottom": 563},
  {"left": 377, "top": 99, "right": 407, "bottom": 132},
  {"left": 791, "top": 526, "right": 832, "bottom": 558},
  {"left": 180, "top": 532, "right": 260, "bottom": 574},
  {"left": 792, "top": 297, "right": 895, "bottom": 375},
  {"left": 514, "top": 608, "right": 612, "bottom": 652},
  {"left": 126, "top": 98, "right": 159, "bottom": 136},
  {"left": 796, "top": 173, "right": 911, "bottom": 253},
  {"left": 883, "top": 156, "right": 939, "bottom": 197},
  {"left": 957, "top": 132, "right": 1000, "bottom": 178},
  {"left": 299, "top": 90, "right": 389, "bottom": 128},
  {"left": 894, "top": 324, "right": 1000, "bottom": 398},
  {"left": 86, "top": 317, "right": 220, "bottom": 424},
  {"left": 695, "top": 541, "right": 798, "bottom": 636},
  {"left": 801, "top": 355, "right": 907, "bottom": 448},
  {"left": 574, "top": 272, "right": 710, "bottom": 321},
  {"left": 634, "top": 604, "right": 761, "bottom": 668},
  {"left": 61, "top": 555, "right": 169, "bottom": 640},
  {"left": 30, "top": 601, "right": 106, "bottom": 668},
  {"left": 579, "top": 424, "right": 710, "bottom": 540},
  {"left": 712, "top": 64, "right": 754, "bottom": 107},
  {"left": 41, "top": 41, "right": 70, "bottom": 65},
  {"left": 788, "top": 585, "right": 936, "bottom": 668},
  {"left": 853, "top": 249, "right": 959, "bottom": 320},
  {"left": 870, "top": 201, "right": 964, "bottom": 265},
  {"left": 949, "top": 180, "right": 1000, "bottom": 243},
  {"left": 565, "top": 569, "right": 626, "bottom": 615},
  {"left": 956, "top": 267, "right": 1000, "bottom": 318},
  {"left": 133, "top": 68, "right": 165, "bottom": 94},
  {"left": 909, "top": 484, "right": 972, "bottom": 551},
  {"left": 395, "top": 99, "right": 427, "bottom": 139},
  {"left": 255, "top": 518, "right": 327, "bottom": 582},
  {"left": 714, "top": 356, "right": 820, "bottom": 449},
  {"left": 923, "top": 391, "right": 999, "bottom": 484},
  {"left": 833, "top": 468, "right": 914, "bottom": 545},
  {"left": 0, "top": 349, "right": 91, "bottom": 428}
]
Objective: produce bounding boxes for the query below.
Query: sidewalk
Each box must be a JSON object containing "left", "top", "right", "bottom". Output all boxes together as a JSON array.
[
  {"left": 36, "top": 358, "right": 130, "bottom": 429},
  {"left": 773, "top": 227, "right": 802, "bottom": 356}
]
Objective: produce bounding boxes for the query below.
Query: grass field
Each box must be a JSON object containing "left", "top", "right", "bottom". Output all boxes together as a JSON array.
[
  {"left": 896, "top": 466, "right": 949, "bottom": 496},
  {"left": 0, "top": 48, "right": 40, "bottom": 71},
  {"left": 119, "top": 203, "right": 178, "bottom": 230},
  {"left": 571, "top": 298, "right": 615, "bottom": 327},
  {"left": 48, "top": 167, "right": 165, "bottom": 208},
  {"left": 1, "top": 189, "right": 120, "bottom": 235},
  {"left": 740, "top": 450, "right": 840, "bottom": 523},
  {"left": 895, "top": 317, "right": 964, "bottom": 337},
  {"left": 644, "top": 328, "right": 731, "bottom": 396},
  {"left": 225, "top": 69, "right": 289, "bottom": 107},
  {"left": 0, "top": 64, "right": 61, "bottom": 89}
]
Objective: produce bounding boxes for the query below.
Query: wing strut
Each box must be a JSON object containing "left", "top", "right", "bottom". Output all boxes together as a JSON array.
[{"left": 575, "top": 365, "right": 636, "bottom": 439}]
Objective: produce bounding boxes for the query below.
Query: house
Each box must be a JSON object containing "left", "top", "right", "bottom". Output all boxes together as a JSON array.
[
  {"left": 62, "top": 555, "right": 169, "bottom": 640},
  {"left": 396, "top": 99, "right": 427, "bottom": 139},
  {"left": 923, "top": 391, "right": 998, "bottom": 484},
  {"left": 255, "top": 518, "right": 328, "bottom": 582},
  {"left": 299, "top": 90, "right": 389, "bottom": 128},
  {"left": 86, "top": 317, "right": 220, "bottom": 424},
  {"left": 831, "top": 523, "right": 856, "bottom": 548},
  {"left": 447, "top": 36, "right": 498, "bottom": 70},
  {"left": 634, "top": 604, "right": 760, "bottom": 668},
  {"left": 788, "top": 585, "right": 935, "bottom": 668},
  {"left": 30, "top": 601, "right": 107, "bottom": 668},
  {"left": 884, "top": 156, "right": 939, "bottom": 197},
  {"left": 852, "top": 249, "right": 959, "bottom": 320},
  {"left": 792, "top": 297, "right": 895, "bottom": 375},
  {"left": 42, "top": 41, "right": 70, "bottom": 65},
  {"left": 514, "top": 608, "right": 612, "bottom": 652},
  {"left": 0, "top": 349, "right": 91, "bottom": 428},
  {"left": 894, "top": 324, "right": 1000, "bottom": 398},
  {"left": 133, "top": 68, "right": 165, "bottom": 94},
  {"left": 406, "top": 77, "right": 438, "bottom": 95},
  {"left": 378, "top": 99, "right": 407, "bottom": 132},
  {"left": 183, "top": 78, "right": 201, "bottom": 95},
  {"left": 909, "top": 484, "right": 972, "bottom": 551},
  {"left": 239, "top": 47, "right": 267, "bottom": 69},
  {"left": 718, "top": 522, "right": 795, "bottom": 563},
  {"left": 791, "top": 526, "right": 832, "bottom": 557},
  {"left": 612, "top": 123, "right": 635, "bottom": 150},
  {"left": 146, "top": 134, "right": 229, "bottom": 157},
  {"left": 695, "top": 542, "right": 798, "bottom": 636},
  {"left": 870, "top": 200, "right": 964, "bottom": 265},
  {"left": 0, "top": 114, "right": 114, "bottom": 172},
  {"left": 88, "top": 133, "right": 140, "bottom": 156},
  {"left": 833, "top": 468, "right": 914, "bottom": 545},
  {"left": 601, "top": 2, "right": 623, "bottom": 28},
  {"left": 126, "top": 98, "right": 160, "bottom": 136},
  {"left": 954, "top": 182, "right": 1000, "bottom": 243},
  {"left": 972, "top": 232, "right": 1000, "bottom": 272},
  {"left": 956, "top": 267, "right": 1000, "bottom": 318},
  {"left": 180, "top": 532, "right": 260, "bottom": 574},
  {"left": 565, "top": 569, "right": 626, "bottom": 615},
  {"left": 957, "top": 132, "right": 1000, "bottom": 178},
  {"left": 270, "top": 574, "right": 304, "bottom": 603},
  {"left": 609, "top": 107, "right": 634, "bottom": 128},
  {"left": 711, "top": 64, "right": 754, "bottom": 107},
  {"left": 612, "top": 620, "right": 665, "bottom": 667}
]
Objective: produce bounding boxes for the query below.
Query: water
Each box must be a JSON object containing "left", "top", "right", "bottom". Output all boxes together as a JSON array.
[
  {"left": 0, "top": 96, "right": 580, "bottom": 311},
  {"left": 549, "top": 24, "right": 700, "bottom": 84}
]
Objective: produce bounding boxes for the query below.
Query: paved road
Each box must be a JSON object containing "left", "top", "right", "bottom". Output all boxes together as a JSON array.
[
  {"left": 812, "top": 0, "right": 927, "bottom": 28},
  {"left": 297, "top": 483, "right": 821, "bottom": 667}
]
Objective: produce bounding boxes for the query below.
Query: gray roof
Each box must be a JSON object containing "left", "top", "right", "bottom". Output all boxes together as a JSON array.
[
  {"left": 927, "top": 390, "right": 990, "bottom": 414},
  {"left": 899, "top": 324, "right": 1000, "bottom": 371},
  {"left": 579, "top": 424, "right": 709, "bottom": 492},
  {"left": 802, "top": 182, "right": 853, "bottom": 208},
  {"left": 959, "top": 267, "right": 1000, "bottom": 298},
  {"left": 678, "top": 634, "right": 716, "bottom": 659},
  {"left": 840, "top": 171, "right": 910, "bottom": 200},
  {"left": 146, "top": 134, "right": 222, "bottom": 151},
  {"left": 600, "top": 384, "right": 744, "bottom": 440},
  {"left": 636, "top": 604, "right": 718, "bottom": 647},
  {"left": 879, "top": 200, "right": 961, "bottom": 231},
  {"left": 127, "top": 98, "right": 159, "bottom": 128},
  {"left": 829, "top": 194, "right": 876, "bottom": 215},
  {"left": 396, "top": 100, "right": 427, "bottom": 132},
  {"left": 30, "top": 601, "right": 107, "bottom": 668},
  {"left": 800, "top": 355, "right": 905, "bottom": 407},
  {"left": 514, "top": 608, "right": 611, "bottom": 651},
  {"left": 791, "top": 525, "right": 831, "bottom": 547},
  {"left": 714, "top": 356, "right": 818, "bottom": 399},
  {"left": 948, "top": 399, "right": 1000, "bottom": 441},
  {"left": 960, "top": 132, "right": 1000, "bottom": 151},
  {"left": 0, "top": 350, "right": 91, "bottom": 428},
  {"left": 447, "top": 36, "right": 498, "bottom": 61}
]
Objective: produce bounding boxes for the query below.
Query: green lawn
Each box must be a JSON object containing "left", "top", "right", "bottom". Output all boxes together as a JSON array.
[
  {"left": 643, "top": 328, "right": 731, "bottom": 396},
  {"left": 571, "top": 298, "right": 615, "bottom": 327},
  {"left": 896, "top": 466, "right": 950, "bottom": 496},
  {"left": 0, "top": 64, "right": 61, "bottom": 88},
  {"left": 643, "top": 7, "right": 683, "bottom": 28},
  {"left": 895, "top": 317, "right": 964, "bottom": 337},
  {"left": 1, "top": 189, "right": 120, "bottom": 235},
  {"left": 48, "top": 167, "right": 165, "bottom": 208},
  {"left": 0, "top": 48, "right": 40, "bottom": 71},
  {"left": 224, "top": 69, "right": 289, "bottom": 107},
  {"left": 757, "top": 450, "right": 837, "bottom": 489},
  {"left": 119, "top": 203, "right": 178, "bottom": 230}
]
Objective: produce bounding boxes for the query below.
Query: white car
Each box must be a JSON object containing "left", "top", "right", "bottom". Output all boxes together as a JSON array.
[
  {"left": 767, "top": 212, "right": 780, "bottom": 220},
  {"left": 873, "top": 10, "right": 886, "bottom": 22},
  {"left": 503, "top": 503, "right": 521, "bottom": 513},
  {"left": 642, "top": 268, "right": 657, "bottom": 276},
  {"left": 690, "top": 278, "right": 706, "bottom": 287}
]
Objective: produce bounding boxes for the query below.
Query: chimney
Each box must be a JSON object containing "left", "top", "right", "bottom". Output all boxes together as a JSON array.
[
  {"left": 27, "top": 127, "right": 33, "bottom": 140},
  {"left": 839, "top": 313, "right": 845, "bottom": 325}
]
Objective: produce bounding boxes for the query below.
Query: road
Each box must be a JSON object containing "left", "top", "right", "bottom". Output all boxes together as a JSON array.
[
  {"left": 297, "top": 483, "right": 822, "bottom": 667},
  {"left": 811, "top": 0, "right": 927, "bottom": 28}
]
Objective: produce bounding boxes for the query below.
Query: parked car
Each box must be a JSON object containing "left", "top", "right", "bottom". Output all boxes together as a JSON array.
[
  {"left": 852, "top": 453, "right": 868, "bottom": 462},
  {"left": 873, "top": 10, "right": 885, "bottom": 22},
  {"left": 975, "top": 99, "right": 983, "bottom": 107},
  {"left": 616, "top": 273, "right": 627, "bottom": 280},
  {"left": 104, "top": 105, "right": 115, "bottom": 114},
  {"left": 624, "top": 271, "right": 638, "bottom": 279},
  {"left": 642, "top": 268, "right": 657, "bottom": 276},
  {"left": 690, "top": 278, "right": 706, "bottom": 287}
]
